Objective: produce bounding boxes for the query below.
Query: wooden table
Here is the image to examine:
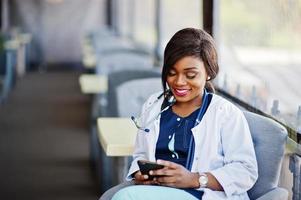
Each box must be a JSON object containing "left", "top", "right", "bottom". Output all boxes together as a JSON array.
[
  {"left": 97, "top": 117, "right": 136, "bottom": 156},
  {"left": 79, "top": 74, "right": 108, "bottom": 94},
  {"left": 96, "top": 117, "right": 137, "bottom": 185}
]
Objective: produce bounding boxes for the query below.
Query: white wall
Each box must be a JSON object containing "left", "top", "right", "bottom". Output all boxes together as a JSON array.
[{"left": 11, "top": 0, "right": 106, "bottom": 64}]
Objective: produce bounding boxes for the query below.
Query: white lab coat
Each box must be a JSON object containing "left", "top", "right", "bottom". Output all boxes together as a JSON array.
[{"left": 126, "top": 92, "right": 258, "bottom": 200}]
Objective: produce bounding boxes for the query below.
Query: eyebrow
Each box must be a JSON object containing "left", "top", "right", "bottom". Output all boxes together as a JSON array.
[
  {"left": 183, "top": 67, "right": 199, "bottom": 71},
  {"left": 169, "top": 67, "right": 199, "bottom": 71}
]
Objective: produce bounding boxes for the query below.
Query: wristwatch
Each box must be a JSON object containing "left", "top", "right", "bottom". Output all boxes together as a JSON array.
[{"left": 198, "top": 173, "right": 208, "bottom": 188}]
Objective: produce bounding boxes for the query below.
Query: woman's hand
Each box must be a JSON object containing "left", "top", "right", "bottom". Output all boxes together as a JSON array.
[
  {"left": 149, "top": 160, "right": 199, "bottom": 188},
  {"left": 133, "top": 171, "right": 159, "bottom": 185}
]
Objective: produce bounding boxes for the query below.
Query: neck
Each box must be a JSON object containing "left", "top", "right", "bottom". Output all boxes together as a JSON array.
[{"left": 172, "top": 95, "right": 202, "bottom": 117}]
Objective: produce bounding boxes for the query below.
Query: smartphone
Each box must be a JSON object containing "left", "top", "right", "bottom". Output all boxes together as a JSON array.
[{"left": 137, "top": 160, "right": 164, "bottom": 180}]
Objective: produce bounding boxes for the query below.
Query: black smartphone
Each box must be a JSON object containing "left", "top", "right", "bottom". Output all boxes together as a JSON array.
[{"left": 137, "top": 160, "right": 164, "bottom": 180}]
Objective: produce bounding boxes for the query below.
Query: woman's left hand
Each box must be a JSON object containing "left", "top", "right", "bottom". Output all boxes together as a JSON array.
[{"left": 149, "top": 159, "right": 199, "bottom": 188}]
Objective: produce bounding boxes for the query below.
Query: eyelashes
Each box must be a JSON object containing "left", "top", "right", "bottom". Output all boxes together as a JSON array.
[
  {"left": 167, "top": 71, "right": 198, "bottom": 79},
  {"left": 186, "top": 73, "right": 197, "bottom": 79}
]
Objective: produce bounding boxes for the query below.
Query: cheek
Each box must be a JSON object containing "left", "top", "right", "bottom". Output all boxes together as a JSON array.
[{"left": 190, "top": 80, "right": 206, "bottom": 91}]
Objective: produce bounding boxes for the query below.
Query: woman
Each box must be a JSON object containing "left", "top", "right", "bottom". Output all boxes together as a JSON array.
[{"left": 100, "top": 28, "right": 258, "bottom": 200}]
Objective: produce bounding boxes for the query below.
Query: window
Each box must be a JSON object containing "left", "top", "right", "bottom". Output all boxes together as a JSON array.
[
  {"left": 217, "top": 0, "right": 301, "bottom": 132},
  {"left": 133, "top": 0, "right": 156, "bottom": 49},
  {"left": 160, "top": 0, "right": 202, "bottom": 53}
]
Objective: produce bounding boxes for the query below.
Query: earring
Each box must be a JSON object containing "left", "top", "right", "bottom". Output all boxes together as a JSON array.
[{"left": 207, "top": 76, "right": 211, "bottom": 81}]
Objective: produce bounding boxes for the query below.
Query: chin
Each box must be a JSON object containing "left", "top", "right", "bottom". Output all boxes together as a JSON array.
[
  {"left": 174, "top": 93, "right": 201, "bottom": 104},
  {"left": 174, "top": 96, "right": 191, "bottom": 102}
]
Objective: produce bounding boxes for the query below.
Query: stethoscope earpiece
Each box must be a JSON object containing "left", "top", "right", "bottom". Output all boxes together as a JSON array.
[
  {"left": 166, "top": 89, "right": 176, "bottom": 105},
  {"left": 167, "top": 95, "right": 176, "bottom": 104}
]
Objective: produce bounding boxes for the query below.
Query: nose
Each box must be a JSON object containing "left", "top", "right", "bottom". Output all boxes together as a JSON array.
[{"left": 174, "top": 74, "right": 187, "bottom": 86}]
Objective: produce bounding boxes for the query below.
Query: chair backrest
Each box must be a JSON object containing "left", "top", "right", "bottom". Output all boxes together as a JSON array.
[
  {"left": 106, "top": 69, "right": 160, "bottom": 117},
  {"left": 96, "top": 51, "right": 153, "bottom": 75},
  {"left": 116, "top": 77, "right": 162, "bottom": 117},
  {"left": 93, "top": 35, "right": 134, "bottom": 53},
  {"left": 244, "top": 111, "right": 287, "bottom": 199}
]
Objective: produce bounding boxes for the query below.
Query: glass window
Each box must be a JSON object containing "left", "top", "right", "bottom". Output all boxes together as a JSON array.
[
  {"left": 116, "top": 0, "right": 133, "bottom": 37},
  {"left": 217, "top": 0, "right": 301, "bottom": 131},
  {"left": 161, "top": 0, "right": 202, "bottom": 52},
  {"left": 117, "top": 0, "right": 202, "bottom": 59},
  {"left": 133, "top": 0, "right": 156, "bottom": 49}
]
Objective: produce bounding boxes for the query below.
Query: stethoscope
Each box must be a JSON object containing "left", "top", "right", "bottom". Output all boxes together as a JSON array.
[
  {"left": 131, "top": 90, "right": 176, "bottom": 133},
  {"left": 131, "top": 89, "right": 210, "bottom": 170}
]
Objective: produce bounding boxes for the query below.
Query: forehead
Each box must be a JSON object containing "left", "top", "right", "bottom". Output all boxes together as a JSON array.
[{"left": 172, "top": 56, "right": 205, "bottom": 71}]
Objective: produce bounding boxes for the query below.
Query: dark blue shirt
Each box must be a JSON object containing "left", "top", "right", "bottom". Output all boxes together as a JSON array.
[
  {"left": 155, "top": 106, "right": 203, "bottom": 199},
  {"left": 156, "top": 106, "right": 200, "bottom": 165}
]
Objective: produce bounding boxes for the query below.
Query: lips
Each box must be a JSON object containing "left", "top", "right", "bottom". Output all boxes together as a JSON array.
[{"left": 173, "top": 88, "right": 190, "bottom": 97}]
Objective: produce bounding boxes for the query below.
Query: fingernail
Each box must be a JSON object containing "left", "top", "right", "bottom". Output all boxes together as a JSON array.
[
  {"left": 149, "top": 170, "right": 153, "bottom": 175},
  {"left": 143, "top": 175, "right": 148, "bottom": 179}
]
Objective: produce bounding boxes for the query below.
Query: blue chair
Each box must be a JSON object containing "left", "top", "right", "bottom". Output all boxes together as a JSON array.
[
  {"left": 92, "top": 70, "right": 160, "bottom": 194},
  {"left": 289, "top": 153, "right": 301, "bottom": 200},
  {"left": 105, "top": 69, "right": 160, "bottom": 117},
  {"left": 95, "top": 50, "right": 153, "bottom": 75},
  {"left": 244, "top": 111, "right": 288, "bottom": 200},
  {"left": 0, "top": 46, "right": 17, "bottom": 103},
  {"left": 116, "top": 77, "right": 162, "bottom": 117},
  {"left": 96, "top": 77, "right": 162, "bottom": 193}
]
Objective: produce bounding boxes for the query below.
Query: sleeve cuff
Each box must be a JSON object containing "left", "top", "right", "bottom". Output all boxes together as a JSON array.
[
  {"left": 126, "top": 159, "right": 140, "bottom": 181},
  {"left": 210, "top": 169, "right": 235, "bottom": 197}
]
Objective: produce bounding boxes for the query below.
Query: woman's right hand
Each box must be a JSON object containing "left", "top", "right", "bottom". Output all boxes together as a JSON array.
[{"left": 133, "top": 171, "right": 158, "bottom": 185}]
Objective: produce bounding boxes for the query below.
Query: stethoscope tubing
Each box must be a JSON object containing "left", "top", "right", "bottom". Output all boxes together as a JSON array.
[
  {"left": 185, "top": 90, "right": 209, "bottom": 170},
  {"left": 131, "top": 89, "right": 210, "bottom": 170},
  {"left": 131, "top": 90, "right": 174, "bottom": 132}
]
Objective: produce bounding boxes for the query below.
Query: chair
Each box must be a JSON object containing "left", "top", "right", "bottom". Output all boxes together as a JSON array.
[
  {"left": 94, "top": 77, "right": 162, "bottom": 193},
  {"left": 92, "top": 71, "right": 160, "bottom": 193},
  {"left": 244, "top": 111, "right": 288, "bottom": 200},
  {"left": 289, "top": 153, "right": 301, "bottom": 200},
  {"left": 116, "top": 77, "right": 162, "bottom": 117},
  {"left": 105, "top": 69, "right": 160, "bottom": 117},
  {"left": 0, "top": 44, "right": 17, "bottom": 103},
  {"left": 95, "top": 50, "right": 153, "bottom": 75}
]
